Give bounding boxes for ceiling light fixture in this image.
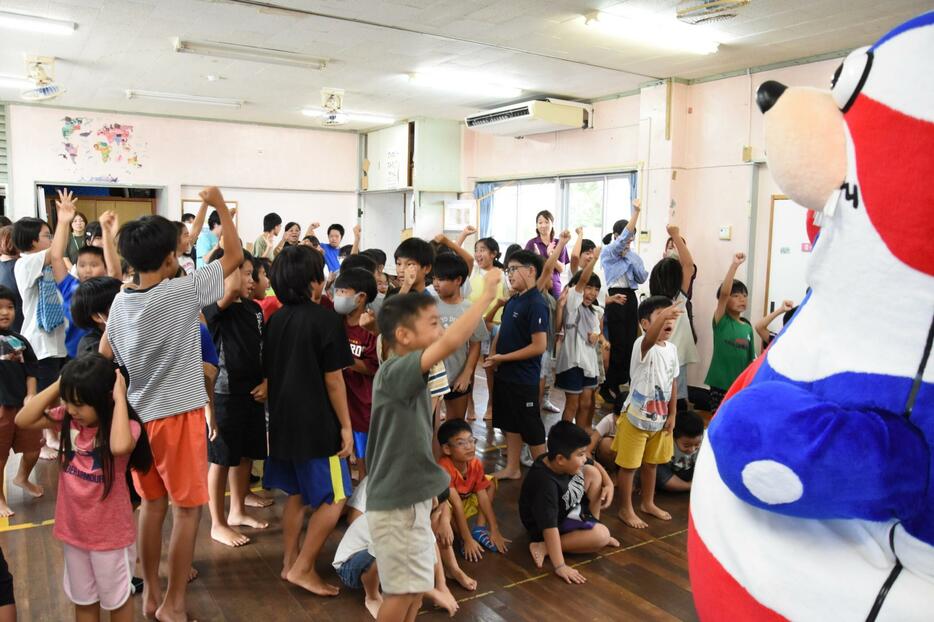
[302,108,395,125]
[0,75,33,90]
[0,10,76,35]
[173,38,327,70]
[407,72,523,99]
[583,11,724,55]
[126,89,244,109]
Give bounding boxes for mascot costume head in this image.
[688,11,933,621]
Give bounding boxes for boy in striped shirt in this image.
[105,187,241,622]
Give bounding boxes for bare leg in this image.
[582,464,603,520]
[0,455,12,517]
[493,432,523,480]
[562,393,579,423]
[377,594,421,622]
[616,467,647,528]
[39,428,59,460]
[75,603,101,622]
[280,495,306,579]
[529,442,546,460]
[355,457,367,480]
[228,459,268,529]
[560,523,618,553]
[576,389,594,431]
[439,542,476,591]
[12,451,43,497]
[475,485,495,527]
[639,464,671,520]
[208,464,249,547]
[285,500,344,596]
[426,543,459,616]
[445,395,469,420]
[0,603,15,622]
[155,504,202,622]
[110,596,134,622]
[483,366,494,420]
[138,496,168,618]
[361,561,382,619]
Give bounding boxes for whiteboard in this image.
[764,196,811,331]
[361,191,407,272]
[365,124,410,191]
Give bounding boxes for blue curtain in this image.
[475,182,495,238]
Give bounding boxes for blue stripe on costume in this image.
[871,10,934,50]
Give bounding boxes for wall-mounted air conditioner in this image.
[465,99,593,137]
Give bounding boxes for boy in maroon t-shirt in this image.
[333,268,379,478]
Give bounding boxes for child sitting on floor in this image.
[519,420,617,585]
[655,410,704,493]
[437,419,506,580]
[588,413,618,473]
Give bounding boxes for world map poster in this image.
[58,116,147,182]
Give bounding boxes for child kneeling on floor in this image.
[519,421,618,585]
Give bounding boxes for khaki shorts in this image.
[612,411,674,469]
[369,499,436,595]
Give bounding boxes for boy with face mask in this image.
[334,268,379,478]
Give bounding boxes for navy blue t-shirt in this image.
[495,287,548,385]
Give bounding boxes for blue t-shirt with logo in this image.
[495,288,548,385]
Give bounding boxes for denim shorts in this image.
[336,549,376,590]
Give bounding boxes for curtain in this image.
[475,182,495,238]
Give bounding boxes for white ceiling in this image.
[0,0,929,130]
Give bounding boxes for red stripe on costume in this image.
[846,94,934,276]
[688,516,787,622]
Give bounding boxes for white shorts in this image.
[63,542,136,611]
[369,500,436,595]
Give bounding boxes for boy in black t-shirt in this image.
[262,246,355,596]
[518,421,618,585]
[203,250,270,548]
[0,285,41,516]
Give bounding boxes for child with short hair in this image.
[614,295,681,529]
[334,267,379,477]
[263,245,355,596]
[588,414,618,472]
[367,268,501,622]
[704,253,755,413]
[203,250,269,547]
[16,354,152,622]
[323,223,345,272]
[519,420,618,584]
[105,186,241,620]
[431,254,488,420]
[253,212,282,261]
[655,410,704,492]
[70,276,122,356]
[437,419,507,572]
[0,285,41,514]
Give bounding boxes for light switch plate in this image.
[719,226,732,240]
[639,230,651,243]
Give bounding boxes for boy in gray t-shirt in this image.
[366,267,501,620]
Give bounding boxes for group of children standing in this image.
[0,187,782,621]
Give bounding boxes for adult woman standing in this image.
[64,211,88,270]
[524,210,567,298]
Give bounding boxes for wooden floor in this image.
[0,374,698,621]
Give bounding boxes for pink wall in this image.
[462,57,843,386]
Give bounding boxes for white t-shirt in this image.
[332,514,373,571]
[669,291,698,366]
[594,413,617,438]
[13,249,66,360]
[108,261,224,423]
[624,336,680,432]
[555,287,603,378]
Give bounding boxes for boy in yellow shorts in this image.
[613,295,682,529]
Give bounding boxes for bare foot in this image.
[445,567,477,591]
[0,499,14,517]
[492,468,521,481]
[280,550,298,580]
[154,603,194,622]
[143,587,161,619]
[639,503,671,521]
[227,512,269,529]
[12,477,43,498]
[285,567,340,596]
[618,509,648,529]
[365,595,382,619]
[188,566,199,583]
[210,524,250,547]
[426,587,459,617]
[244,492,273,508]
[529,541,548,568]
[608,537,620,547]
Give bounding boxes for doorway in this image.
[763,194,811,332]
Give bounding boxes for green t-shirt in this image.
[704,314,755,390]
[253,235,269,260]
[365,350,449,511]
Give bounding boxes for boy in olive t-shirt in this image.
[366,269,500,622]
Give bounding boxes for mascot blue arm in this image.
[708,380,930,527]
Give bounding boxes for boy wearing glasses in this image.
[437,419,507,587]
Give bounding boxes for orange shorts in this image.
[0,405,43,456]
[131,408,208,507]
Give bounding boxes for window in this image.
[487,179,557,249]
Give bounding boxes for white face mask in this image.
[333,293,359,315]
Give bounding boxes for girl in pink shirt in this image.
[16,354,152,622]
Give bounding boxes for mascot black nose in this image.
[757,80,787,113]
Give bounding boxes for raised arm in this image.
[626,198,641,236]
[99,211,122,280]
[199,187,242,277]
[305,221,320,239]
[351,224,361,255]
[14,379,61,430]
[537,229,571,292]
[50,189,76,282]
[188,200,209,248]
[714,253,745,324]
[575,245,601,293]
[570,227,584,274]
[641,303,683,357]
[755,300,794,346]
[435,228,476,273]
[216,267,242,310]
[109,371,137,456]
[666,224,694,294]
[422,268,502,373]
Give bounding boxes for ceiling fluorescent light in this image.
[0,75,33,90]
[0,10,76,35]
[174,38,327,70]
[126,89,244,109]
[584,11,723,55]
[302,108,395,125]
[408,73,522,99]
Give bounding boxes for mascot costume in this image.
[689,11,933,621]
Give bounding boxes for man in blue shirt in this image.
[485,249,548,480]
[195,210,223,268]
[322,224,344,273]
